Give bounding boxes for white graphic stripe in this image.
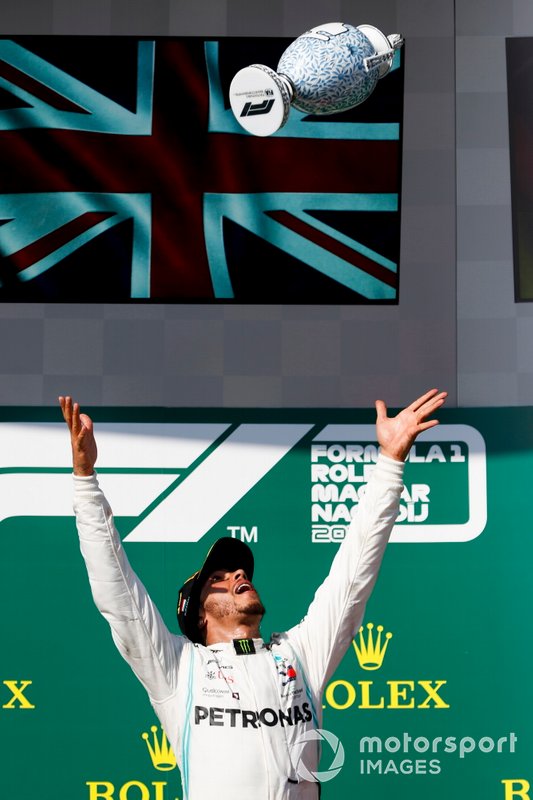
[0,422,230,526]
[125,424,314,542]
[0,422,230,468]
[0,473,176,522]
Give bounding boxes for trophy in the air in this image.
[229,22,404,136]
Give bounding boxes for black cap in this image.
[177,537,254,644]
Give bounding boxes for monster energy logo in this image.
[233,638,255,655]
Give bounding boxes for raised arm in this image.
[286,389,447,694]
[59,396,184,701]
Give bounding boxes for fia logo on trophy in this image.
[229,22,404,137]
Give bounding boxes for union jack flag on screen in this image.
[0,36,404,303]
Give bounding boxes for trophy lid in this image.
[229,64,292,137]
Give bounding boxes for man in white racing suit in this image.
[59,389,446,800]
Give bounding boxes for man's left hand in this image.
[376,388,447,463]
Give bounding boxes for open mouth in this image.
[235,581,253,595]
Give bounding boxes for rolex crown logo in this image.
[353,623,392,671]
[142,725,177,771]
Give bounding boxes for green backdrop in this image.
[1,406,532,800]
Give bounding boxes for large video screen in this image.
[0,36,403,303]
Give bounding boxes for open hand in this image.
[59,396,97,476]
[376,389,447,462]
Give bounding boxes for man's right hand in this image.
[59,396,97,477]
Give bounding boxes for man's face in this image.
[199,567,265,622]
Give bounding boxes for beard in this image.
[203,591,265,621]
[238,596,266,618]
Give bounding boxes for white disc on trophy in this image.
[229,64,292,136]
[357,24,395,77]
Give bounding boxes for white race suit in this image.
[73,453,404,800]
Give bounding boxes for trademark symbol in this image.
[227,525,258,543]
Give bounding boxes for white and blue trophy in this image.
[229,22,404,136]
